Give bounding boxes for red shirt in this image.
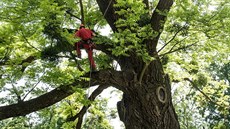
[75,28,93,40]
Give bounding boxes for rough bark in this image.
[0,84,74,120]
[96,0,180,129]
[0,70,126,120]
[117,60,179,129]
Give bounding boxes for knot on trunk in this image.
[156,86,167,103]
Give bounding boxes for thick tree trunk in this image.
[117,60,180,129]
[96,0,180,128]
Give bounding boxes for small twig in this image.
[158,26,185,53]
[66,10,82,21]
[22,72,45,101]
[159,42,198,57]
[168,37,188,53]
[184,78,213,102]
[20,31,41,52]
[11,83,22,103]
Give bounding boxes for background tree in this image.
[162,0,230,128]
[0,0,229,129]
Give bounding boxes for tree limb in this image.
[89,69,131,91]
[0,55,37,73]
[0,71,103,121]
[148,0,174,52]
[66,10,81,21]
[150,0,174,33]
[184,78,226,109]
[0,69,131,120]
[79,0,85,24]
[93,35,115,58]
[0,85,72,120]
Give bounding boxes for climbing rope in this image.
[84,42,94,124]
[95,0,113,31]
[104,0,113,17]
[84,0,113,99]
[82,0,113,125]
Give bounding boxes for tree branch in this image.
[93,35,115,58]
[79,0,85,24]
[0,69,131,120]
[148,0,174,52]
[0,86,71,120]
[20,56,37,72]
[0,55,37,73]
[0,80,87,120]
[159,42,197,57]
[66,10,81,21]
[166,37,189,54]
[19,56,37,65]
[21,72,45,101]
[158,26,185,53]
[184,78,226,109]
[150,0,174,33]
[67,85,109,129]
[90,69,133,91]
[21,31,41,52]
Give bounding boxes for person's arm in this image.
[74,30,80,38]
[90,29,96,37]
[91,29,96,36]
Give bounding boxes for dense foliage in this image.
[0,0,229,128]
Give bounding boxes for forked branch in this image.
[0,78,91,120]
[184,78,228,109]
[159,42,198,57]
[66,85,109,129]
[158,26,186,53]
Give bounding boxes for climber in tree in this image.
[74,24,97,71]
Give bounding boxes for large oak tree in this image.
[0,0,229,128]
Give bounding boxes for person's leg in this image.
[75,42,82,58]
[87,49,96,70]
[83,44,96,70]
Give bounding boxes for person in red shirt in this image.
[74,24,97,71]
